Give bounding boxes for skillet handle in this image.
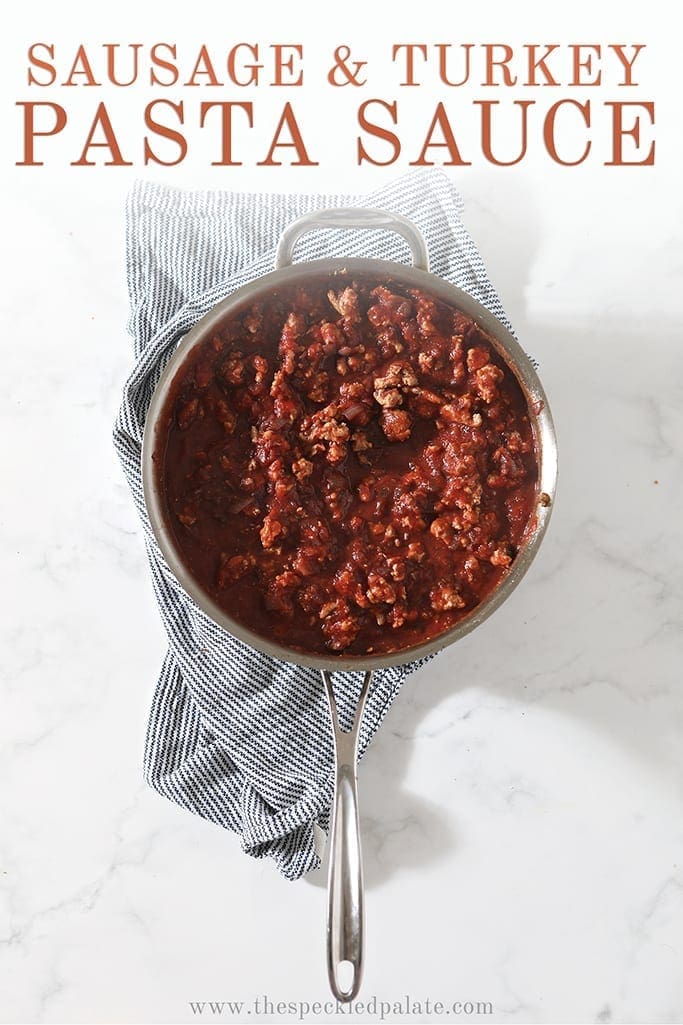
[321,670,374,1003]
[275,208,429,272]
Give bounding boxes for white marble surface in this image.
[2,2,683,1023]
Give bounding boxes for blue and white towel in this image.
[113,169,513,880]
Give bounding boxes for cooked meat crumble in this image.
[156,276,538,656]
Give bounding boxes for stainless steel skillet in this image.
[142,208,558,1002]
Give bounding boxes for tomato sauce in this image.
[154,275,538,656]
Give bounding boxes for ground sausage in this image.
[158,276,538,656]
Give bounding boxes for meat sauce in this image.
[155,275,538,656]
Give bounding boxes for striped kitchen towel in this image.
[113,169,513,880]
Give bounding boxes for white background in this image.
[1,1,682,1023]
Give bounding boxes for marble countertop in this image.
[2,5,683,1023]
